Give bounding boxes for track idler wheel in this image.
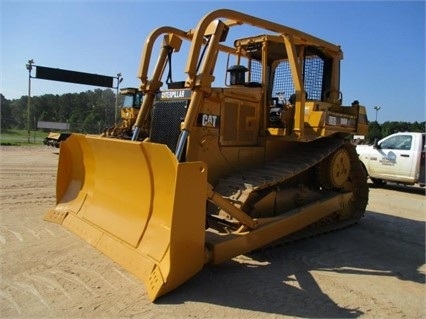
[320,147,351,189]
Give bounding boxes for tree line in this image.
[366,120,425,143]
[1,90,424,138]
[1,89,122,134]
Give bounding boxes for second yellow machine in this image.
[45,9,369,301]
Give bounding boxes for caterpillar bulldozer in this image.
[44,9,369,301]
[103,87,143,139]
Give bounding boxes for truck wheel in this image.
[371,177,386,186]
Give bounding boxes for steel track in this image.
[211,137,369,242]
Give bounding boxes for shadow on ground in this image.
[368,181,425,195]
[157,211,425,318]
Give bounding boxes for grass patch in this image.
[0,129,49,146]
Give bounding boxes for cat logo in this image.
[197,113,220,128]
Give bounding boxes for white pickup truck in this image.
[357,132,425,187]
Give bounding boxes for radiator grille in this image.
[150,100,188,152]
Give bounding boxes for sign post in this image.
[25,60,122,137]
[26,59,34,143]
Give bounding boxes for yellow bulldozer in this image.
[103,87,143,139]
[44,9,369,301]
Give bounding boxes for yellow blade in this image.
[44,133,207,301]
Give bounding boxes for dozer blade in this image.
[44,133,208,301]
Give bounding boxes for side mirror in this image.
[373,138,379,149]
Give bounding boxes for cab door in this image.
[370,134,415,182]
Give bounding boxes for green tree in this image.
[82,112,98,133]
[1,94,14,129]
[9,97,27,129]
[366,121,382,143]
[68,113,82,132]
[367,121,426,144]
[409,121,425,132]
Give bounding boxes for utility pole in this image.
[26,59,34,143]
[373,106,381,122]
[115,72,123,124]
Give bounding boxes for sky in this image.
[1,0,425,123]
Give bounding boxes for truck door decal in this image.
[379,151,396,166]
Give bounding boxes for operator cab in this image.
[120,87,143,109]
[232,34,337,105]
[227,34,365,138]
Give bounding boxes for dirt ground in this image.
[0,145,425,319]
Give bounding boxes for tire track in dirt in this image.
[1,258,140,317]
[0,224,62,245]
